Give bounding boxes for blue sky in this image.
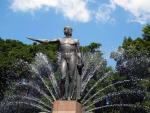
[0,0,150,67]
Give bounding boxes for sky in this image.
[0,0,150,67]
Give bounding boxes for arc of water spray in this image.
[81,72,112,103]
[82,64,98,90]
[20,96,51,109]
[81,53,102,81]
[16,83,53,104]
[34,53,60,98]
[47,70,60,98]
[86,104,150,113]
[82,79,137,105]
[3,95,51,110]
[82,62,103,93]
[81,54,94,80]
[81,60,90,79]
[0,101,51,113]
[84,90,143,110]
[42,55,60,98]
[31,65,56,101]
[81,63,90,80]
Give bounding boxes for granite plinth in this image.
[52,100,82,113]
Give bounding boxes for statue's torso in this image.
[59,38,78,54]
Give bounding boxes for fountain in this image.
[0,52,149,113]
[0,27,149,113]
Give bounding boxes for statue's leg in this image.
[68,54,77,99]
[60,59,68,99]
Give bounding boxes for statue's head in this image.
[64,26,72,37]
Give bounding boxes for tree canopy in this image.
[111,24,150,111]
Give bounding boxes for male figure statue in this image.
[27,26,83,100]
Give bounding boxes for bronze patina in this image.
[27,26,83,100]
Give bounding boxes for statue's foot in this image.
[61,96,67,100]
[68,97,71,100]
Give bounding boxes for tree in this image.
[80,42,102,53]
[111,37,150,79]
[143,24,150,41]
[0,38,58,100]
[111,25,150,111]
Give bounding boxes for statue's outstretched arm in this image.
[27,36,60,44]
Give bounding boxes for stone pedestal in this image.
[52,100,82,113]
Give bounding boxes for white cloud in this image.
[95,1,116,23]
[112,0,150,24]
[10,0,150,24]
[95,0,150,24]
[10,0,91,23]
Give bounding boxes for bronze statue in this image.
[27,26,83,100]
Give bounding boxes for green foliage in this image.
[0,38,58,100]
[111,24,150,112]
[122,37,150,57]
[80,42,102,53]
[143,24,150,41]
